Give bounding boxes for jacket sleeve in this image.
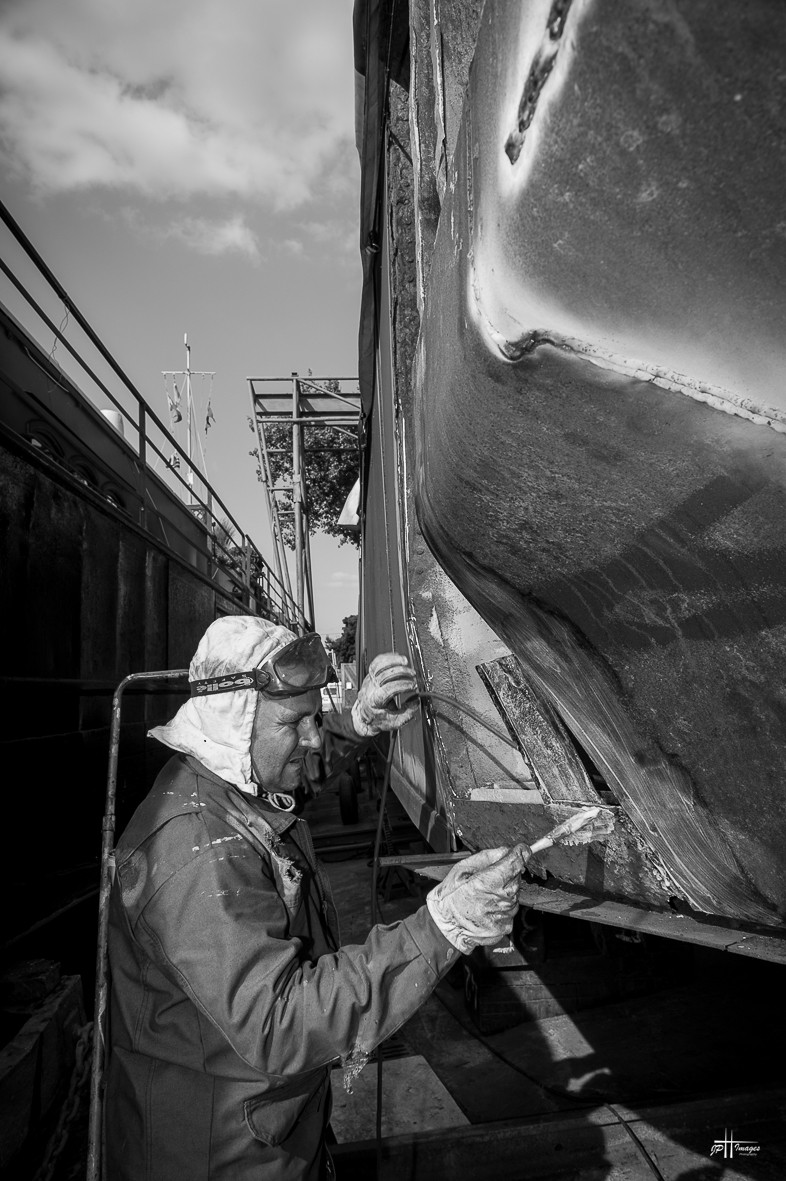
[320,709,377,779]
[321,709,361,745]
[133,837,459,1080]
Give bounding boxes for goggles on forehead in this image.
[190,632,335,699]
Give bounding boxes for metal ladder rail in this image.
[86,669,188,1181]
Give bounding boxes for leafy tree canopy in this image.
[248,377,360,549]
[326,614,357,666]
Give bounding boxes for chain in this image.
[33,1021,94,1181]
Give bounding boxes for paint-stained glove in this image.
[426,846,525,954]
[351,653,420,737]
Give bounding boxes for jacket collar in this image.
[184,755,299,838]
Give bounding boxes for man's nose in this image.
[299,721,322,751]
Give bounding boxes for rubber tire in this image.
[338,772,359,825]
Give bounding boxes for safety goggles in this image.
[190,633,335,699]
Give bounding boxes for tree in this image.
[248,377,360,549]
[326,614,357,666]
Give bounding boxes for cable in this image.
[368,730,660,1179]
[369,731,398,1181]
[362,695,652,1172]
[370,733,397,928]
[604,1103,667,1181]
[3,886,99,951]
[417,689,617,811]
[432,986,666,1180]
[416,689,520,752]
[366,739,659,1176]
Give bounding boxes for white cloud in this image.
[0,0,359,210]
[117,206,261,259]
[282,238,305,257]
[161,214,261,259]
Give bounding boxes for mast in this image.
[162,335,215,503]
[185,333,193,491]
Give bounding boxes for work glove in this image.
[426,846,526,954]
[351,653,420,737]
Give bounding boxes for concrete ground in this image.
[311,777,786,1179]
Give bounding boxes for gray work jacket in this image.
[105,752,458,1180]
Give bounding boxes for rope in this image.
[33,1021,94,1181]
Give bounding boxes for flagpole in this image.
[163,339,215,504]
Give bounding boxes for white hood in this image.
[149,615,297,794]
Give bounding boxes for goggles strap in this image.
[190,671,258,697]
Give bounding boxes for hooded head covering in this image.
[149,615,297,794]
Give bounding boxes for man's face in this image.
[250,688,322,795]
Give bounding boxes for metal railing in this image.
[0,198,305,631]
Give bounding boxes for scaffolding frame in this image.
[248,374,361,633]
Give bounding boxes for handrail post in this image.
[244,534,252,607]
[292,373,305,633]
[206,487,214,579]
[138,404,147,530]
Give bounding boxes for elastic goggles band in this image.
[190,632,335,699]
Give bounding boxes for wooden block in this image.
[0,959,61,1008]
[0,975,85,1169]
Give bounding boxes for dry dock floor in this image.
[311,779,786,1180]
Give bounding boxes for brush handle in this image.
[510,836,552,864]
[527,835,555,856]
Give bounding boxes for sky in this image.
[0,0,361,639]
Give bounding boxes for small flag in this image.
[205,400,216,433]
[168,454,181,470]
[168,376,182,425]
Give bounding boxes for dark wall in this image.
[0,432,239,953]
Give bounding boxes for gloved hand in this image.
[351,653,420,737]
[426,846,526,954]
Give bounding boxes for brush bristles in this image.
[549,806,615,846]
[559,827,608,846]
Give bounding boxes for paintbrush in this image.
[379,806,615,879]
[516,805,614,863]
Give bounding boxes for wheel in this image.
[338,771,359,825]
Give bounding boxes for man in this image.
[106,616,526,1180]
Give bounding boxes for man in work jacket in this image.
[106,615,526,1180]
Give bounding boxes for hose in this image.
[369,731,398,1180]
[370,732,397,928]
[418,688,616,810]
[416,689,520,752]
[433,979,666,1180]
[366,695,663,1180]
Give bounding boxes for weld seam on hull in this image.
[475,310,786,435]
